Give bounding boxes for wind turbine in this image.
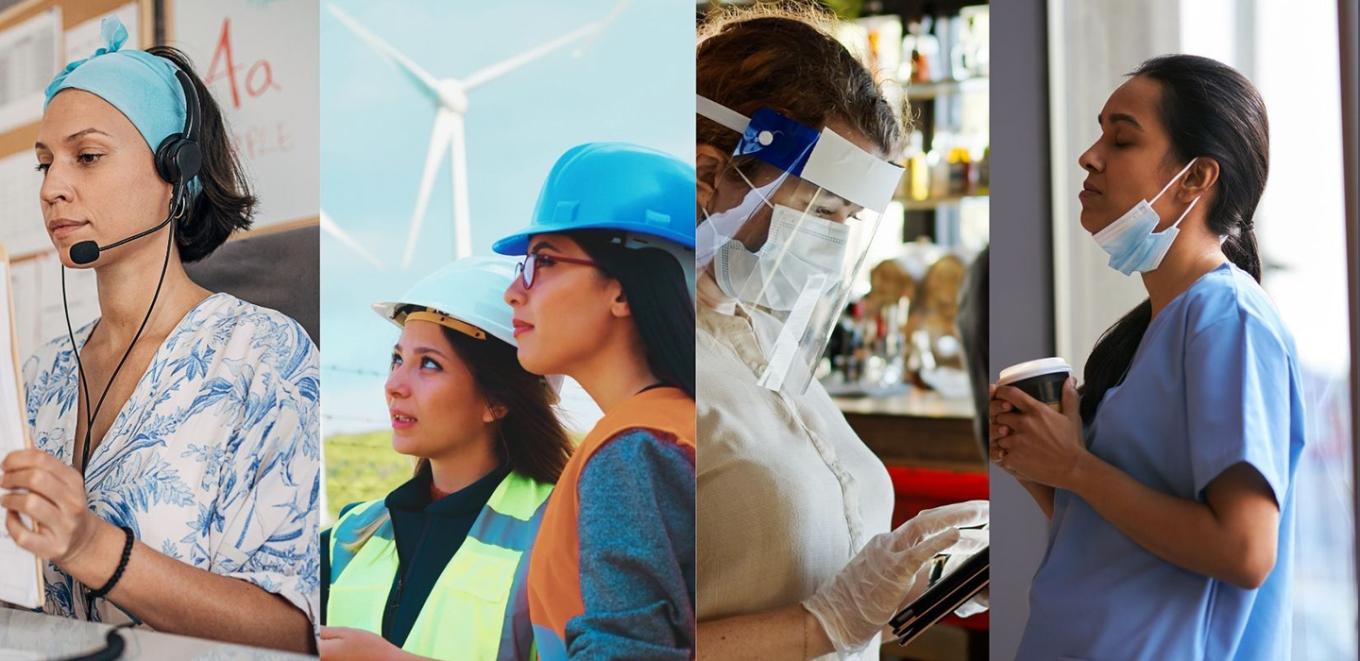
[326,2,629,269]
[320,209,385,270]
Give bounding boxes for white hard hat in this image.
[373,255,519,346]
[372,256,565,396]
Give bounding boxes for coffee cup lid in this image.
[998,357,1071,385]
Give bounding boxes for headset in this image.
[62,59,203,486]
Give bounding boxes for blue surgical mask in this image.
[1092,158,1202,275]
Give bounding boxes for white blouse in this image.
[696,274,893,658]
[23,293,320,627]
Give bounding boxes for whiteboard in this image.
[0,248,43,610]
[169,0,319,229]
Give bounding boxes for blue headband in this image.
[44,17,201,198]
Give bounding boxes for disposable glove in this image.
[802,500,989,656]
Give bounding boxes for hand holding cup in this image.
[990,358,1089,489]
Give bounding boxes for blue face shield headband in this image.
[44,16,202,201]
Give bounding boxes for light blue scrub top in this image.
[1018,262,1306,661]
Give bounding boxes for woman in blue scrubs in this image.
[989,54,1305,661]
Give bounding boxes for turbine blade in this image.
[320,210,384,270]
[461,0,628,90]
[402,110,458,269]
[327,4,443,98]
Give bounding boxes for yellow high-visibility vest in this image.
[327,471,552,660]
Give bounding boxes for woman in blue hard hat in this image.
[5,17,317,651]
[494,142,696,659]
[318,256,571,661]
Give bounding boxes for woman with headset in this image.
[2,18,318,651]
[494,142,696,659]
[318,257,571,661]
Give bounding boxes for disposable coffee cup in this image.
[998,357,1071,412]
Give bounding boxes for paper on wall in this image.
[0,151,48,260]
[7,252,98,364]
[0,9,61,135]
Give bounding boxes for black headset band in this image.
[172,66,201,145]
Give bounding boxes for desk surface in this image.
[0,609,313,660]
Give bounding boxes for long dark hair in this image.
[402,309,572,484]
[146,46,256,263]
[570,230,696,399]
[1079,54,1270,425]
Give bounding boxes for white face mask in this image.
[1092,157,1202,275]
[713,204,850,311]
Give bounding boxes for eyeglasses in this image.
[515,252,600,289]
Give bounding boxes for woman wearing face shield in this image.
[318,257,570,661]
[990,55,1303,660]
[694,8,988,660]
[494,142,696,659]
[4,19,318,651]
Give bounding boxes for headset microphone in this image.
[68,213,178,265]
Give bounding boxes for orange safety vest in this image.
[527,386,695,660]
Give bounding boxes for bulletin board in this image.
[0,0,151,360]
[0,0,154,261]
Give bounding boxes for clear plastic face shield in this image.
[697,96,904,395]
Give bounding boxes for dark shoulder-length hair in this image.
[146,46,256,263]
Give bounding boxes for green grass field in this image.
[323,430,413,524]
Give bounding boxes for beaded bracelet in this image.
[88,526,134,600]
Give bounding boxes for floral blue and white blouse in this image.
[22,293,320,627]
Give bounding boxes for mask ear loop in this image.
[697,167,789,269]
[1165,195,1202,232]
[1147,157,1200,234]
[1149,157,1198,205]
[731,165,778,211]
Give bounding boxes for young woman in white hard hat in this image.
[494,142,696,660]
[318,256,571,661]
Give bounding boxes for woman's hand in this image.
[1,448,103,566]
[803,500,988,655]
[319,627,414,661]
[989,378,1089,490]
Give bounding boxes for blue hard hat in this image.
[492,142,696,256]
